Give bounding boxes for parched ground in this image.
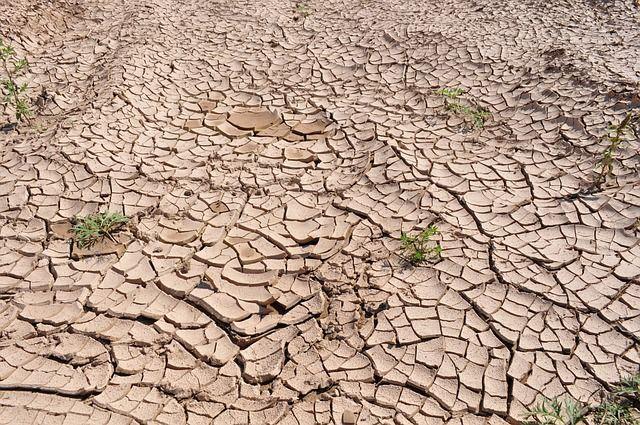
[1,0,640,423]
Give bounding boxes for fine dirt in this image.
[1,0,639,423]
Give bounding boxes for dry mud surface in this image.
[1,0,640,423]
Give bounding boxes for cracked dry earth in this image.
[1,0,640,423]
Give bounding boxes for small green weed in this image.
[400,225,442,265]
[594,112,634,187]
[436,87,490,129]
[33,122,47,133]
[593,399,636,425]
[447,102,490,128]
[523,398,587,425]
[523,373,640,425]
[436,87,465,99]
[294,2,311,18]
[72,212,129,248]
[615,374,640,397]
[0,39,31,124]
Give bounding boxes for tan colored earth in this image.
[1,0,639,423]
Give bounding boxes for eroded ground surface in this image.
[1,0,640,423]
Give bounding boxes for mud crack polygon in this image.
[1,0,639,423]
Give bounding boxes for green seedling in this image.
[400,225,442,265]
[436,87,465,99]
[72,212,129,248]
[614,373,640,397]
[594,112,633,187]
[33,122,47,133]
[592,398,636,425]
[0,39,31,124]
[523,373,640,425]
[437,87,490,129]
[523,398,587,425]
[446,102,490,128]
[294,3,311,17]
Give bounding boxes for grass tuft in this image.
[436,87,465,98]
[72,212,129,248]
[523,373,640,425]
[615,374,640,397]
[294,3,311,18]
[594,112,634,188]
[1,39,31,124]
[523,398,586,425]
[436,86,489,129]
[400,225,442,265]
[592,398,636,425]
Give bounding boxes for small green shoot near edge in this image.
[523,373,640,425]
[0,39,31,124]
[523,398,587,425]
[614,374,640,397]
[592,398,637,425]
[436,87,465,99]
[294,3,311,18]
[72,212,129,248]
[594,112,634,188]
[400,225,442,265]
[436,87,490,129]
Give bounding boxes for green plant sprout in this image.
[437,87,490,129]
[592,398,636,425]
[523,373,640,425]
[0,39,31,124]
[523,398,587,425]
[72,212,129,248]
[614,373,640,397]
[436,87,466,98]
[294,3,311,18]
[594,112,634,187]
[400,225,442,265]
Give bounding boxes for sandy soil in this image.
[0,0,639,423]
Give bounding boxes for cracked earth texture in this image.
[1,0,640,423]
